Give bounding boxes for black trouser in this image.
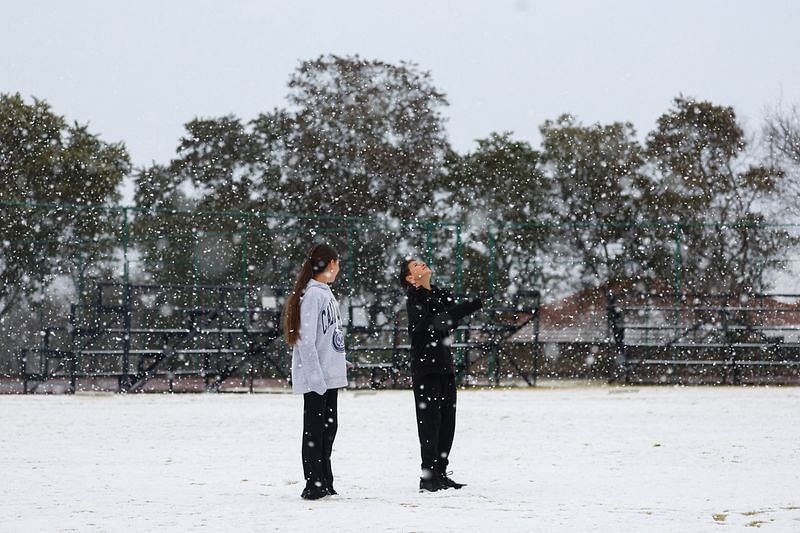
[412,373,457,479]
[302,388,338,490]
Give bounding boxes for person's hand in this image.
[346,360,354,370]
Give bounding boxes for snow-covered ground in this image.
[1,385,799,532]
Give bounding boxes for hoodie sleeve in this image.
[430,298,483,333]
[408,287,483,336]
[447,298,483,324]
[296,290,327,395]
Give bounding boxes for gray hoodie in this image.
[291,279,348,395]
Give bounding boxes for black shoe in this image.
[419,477,444,492]
[300,485,329,500]
[326,485,338,496]
[439,474,466,489]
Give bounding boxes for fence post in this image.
[487,224,498,387]
[347,221,355,303]
[76,252,85,313]
[670,223,683,352]
[454,223,465,384]
[240,214,250,325]
[486,224,498,386]
[240,215,249,286]
[120,207,132,392]
[673,223,682,304]
[486,223,500,385]
[488,225,496,297]
[530,291,541,386]
[454,223,463,294]
[19,349,28,393]
[425,221,433,266]
[241,213,253,392]
[606,291,627,383]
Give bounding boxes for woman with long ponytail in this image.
[283,243,348,500]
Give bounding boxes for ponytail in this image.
[283,243,339,346]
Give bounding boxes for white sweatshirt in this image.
[291,279,348,395]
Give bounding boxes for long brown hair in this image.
[283,243,339,346]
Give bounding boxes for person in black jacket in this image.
[400,258,483,492]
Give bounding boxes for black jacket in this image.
[405,285,483,378]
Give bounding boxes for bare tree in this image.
[764,104,800,215]
[765,104,800,164]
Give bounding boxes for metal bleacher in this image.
[608,292,800,384]
[19,282,286,393]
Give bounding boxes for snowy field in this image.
[1,385,799,532]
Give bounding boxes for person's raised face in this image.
[405,259,432,287]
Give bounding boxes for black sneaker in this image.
[419,477,445,492]
[300,485,329,500]
[439,472,466,489]
[326,484,338,496]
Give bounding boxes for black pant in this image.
[302,389,338,490]
[413,373,457,479]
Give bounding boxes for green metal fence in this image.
[3,200,800,384]
[3,200,800,304]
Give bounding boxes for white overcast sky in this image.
[2,0,799,181]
